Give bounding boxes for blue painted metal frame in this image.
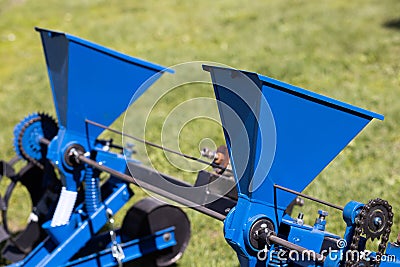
[8,28,176,267]
[9,26,400,267]
[64,227,176,267]
[9,168,176,267]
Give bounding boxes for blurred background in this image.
[0,0,399,266]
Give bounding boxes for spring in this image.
[268,246,289,267]
[84,167,101,214]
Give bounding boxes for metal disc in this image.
[1,162,60,262]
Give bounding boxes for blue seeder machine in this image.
[0,28,399,267]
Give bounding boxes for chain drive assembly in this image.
[346,198,393,267]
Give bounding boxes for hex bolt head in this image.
[318,210,328,216]
[163,232,171,242]
[318,210,328,218]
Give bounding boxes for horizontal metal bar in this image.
[127,161,236,217]
[85,119,225,170]
[39,138,51,146]
[72,150,226,221]
[269,235,325,263]
[274,184,344,211]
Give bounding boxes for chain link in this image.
[345,198,393,267]
[106,208,125,267]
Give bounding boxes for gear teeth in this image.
[13,113,40,159]
[346,198,393,267]
[13,112,58,166]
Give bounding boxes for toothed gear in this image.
[13,113,58,168]
[362,202,391,240]
[346,198,393,267]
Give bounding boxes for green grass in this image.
[1,0,400,266]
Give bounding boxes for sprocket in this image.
[362,201,391,240]
[13,113,58,168]
[346,198,393,267]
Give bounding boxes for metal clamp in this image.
[106,208,125,267]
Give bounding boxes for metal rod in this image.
[70,149,226,221]
[85,119,225,170]
[274,184,344,211]
[40,137,227,220]
[268,235,325,263]
[40,138,50,146]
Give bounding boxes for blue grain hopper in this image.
[204,65,383,209]
[36,27,172,140]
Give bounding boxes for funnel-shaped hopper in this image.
[204,65,383,209]
[36,27,172,139]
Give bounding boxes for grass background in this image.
[0,0,400,266]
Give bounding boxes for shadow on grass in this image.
[383,17,400,30]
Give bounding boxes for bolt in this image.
[297,212,304,225]
[295,197,305,206]
[260,223,269,234]
[163,232,171,242]
[374,217,383,228]
[201,147,216,160]
[318,210,328,220]
[255,223,269,239]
